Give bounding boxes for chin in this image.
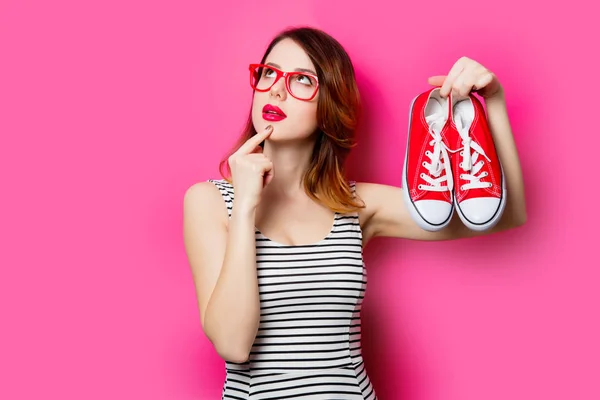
[275,132,317,144]
[253,118,286,135]
[253,117,316,141]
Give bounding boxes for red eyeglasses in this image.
[249,63,319,101]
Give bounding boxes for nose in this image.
[269,75,287,100]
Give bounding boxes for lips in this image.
[262,104,287,122]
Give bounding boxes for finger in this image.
[235,125,273,155]
[256,157,274,170]
[474,72,494,91]
[440,59,467,98]
[427,75,446,87]
[263,164,274,186]
[260,160,274,185]
[462,65,487,94]
[452,63,479,98]
[247,155,272,170]
[250,143,264,154]
[455,70,476,97]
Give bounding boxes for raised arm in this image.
[357,57,526,242]
[183,126,275,362]
[183,182,260,363]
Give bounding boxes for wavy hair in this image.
[219,26,364,213]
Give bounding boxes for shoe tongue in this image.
[455,112,471,132]
[426,112,446,133]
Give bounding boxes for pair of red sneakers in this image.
[402,87,506,232]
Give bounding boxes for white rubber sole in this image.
[455,163,507,231]
[452,98,507,231]
[402,93,454,232]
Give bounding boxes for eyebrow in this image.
[266,62,316,75]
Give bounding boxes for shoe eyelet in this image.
[418,184,423,190]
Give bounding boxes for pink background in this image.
[1,0,598,399]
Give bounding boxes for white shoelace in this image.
[420,113,456,192]
[454,113,492,190]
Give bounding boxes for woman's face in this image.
[251,38,319,143]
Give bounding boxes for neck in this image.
[262,137,316,198]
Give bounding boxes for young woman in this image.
[183,26,526,400]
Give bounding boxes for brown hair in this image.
[219,26,364,213]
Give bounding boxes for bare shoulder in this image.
[183,181,229,222]
[353,182,398,243]
[183,180,229,251]
[354,181,397,201]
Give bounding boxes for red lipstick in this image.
[262,104,287,122]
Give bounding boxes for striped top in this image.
[209,179,377,400]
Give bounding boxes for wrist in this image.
[485,86,506,104]
[231,200,257,219]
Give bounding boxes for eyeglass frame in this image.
[248,63,320,101]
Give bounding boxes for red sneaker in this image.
[403,87,455,231]
[448,93,506,231]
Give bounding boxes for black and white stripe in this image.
[209,179,377,400]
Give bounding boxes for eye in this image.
[263,68,276,78]
[295,74,316,86]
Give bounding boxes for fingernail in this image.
[265,125,272,131]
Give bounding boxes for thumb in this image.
[250,143,264,154]
[427,75,446,87]
[263,165,274,187]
